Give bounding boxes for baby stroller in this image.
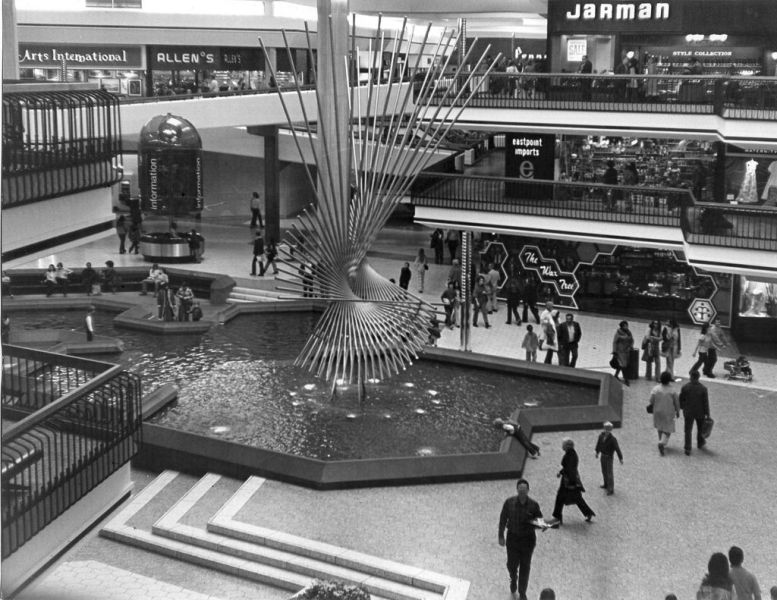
[723,356,753,382]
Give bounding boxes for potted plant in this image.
[289,579,371,600]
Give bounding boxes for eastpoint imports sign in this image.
[504,133,555,199]
[549,0,683,33]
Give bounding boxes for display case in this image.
[733,276,777,343]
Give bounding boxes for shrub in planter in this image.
[290,579,371,600]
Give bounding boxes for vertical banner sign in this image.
[139,150,203,215]
[519,245,580,308]
[504,133,556,199]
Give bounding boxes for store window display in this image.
[739,278,777,318]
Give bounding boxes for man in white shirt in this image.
[728,546,761,600]
[85,305,95,342]
[141,264,166,296]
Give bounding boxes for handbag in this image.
[609,356,619,370]
[424,264,429,270]
[646,403,654,414]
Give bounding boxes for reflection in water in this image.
[9,310,598,460]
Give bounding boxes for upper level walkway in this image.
[117,74,777,150]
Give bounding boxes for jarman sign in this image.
[565,2,670,21]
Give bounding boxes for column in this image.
[2,0,19,80]
[246,125,281,245]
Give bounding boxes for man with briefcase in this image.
[679,370,711,456]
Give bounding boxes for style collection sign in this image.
[19,44,143,68]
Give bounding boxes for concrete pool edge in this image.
[134,348,622,490]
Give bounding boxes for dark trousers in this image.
[85,326,93,342]
[689,352,708,374]
[600,454,615,492]
[522,301,540,324]
[553,487,595,521]
[118,233,126,253]
[704,348,718,375]
[684,413,706,450]
[514,428,539,457]
[558,344,578,367]
[178,300,192,321]
[473,302,489,326]
[543,350,554,364]
[506,298,521,324]
[56,278,68,296]
[250,208,263,229]
[506,534,536,596]
[128,239,140,254]
[444,305,454,327]
[434,245,444,264]
[447,241,458,263]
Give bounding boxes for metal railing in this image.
[410,172,689,227]
[1,89,123,208]
[681,202,777,251]
[416,73,777,120]
[1,345,142,559]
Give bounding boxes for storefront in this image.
[475,233,732,327]
[547,0,777,76]
[18,43,145,95]
[733,276,777,342]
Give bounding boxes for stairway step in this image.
[231,286,283,297]
[151,475,442,600]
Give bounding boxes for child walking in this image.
[521,324,539,362]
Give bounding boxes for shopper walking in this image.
[472,275,490,328]
[430,228,445,264]
[648,371,680,456]
[550,438,596,525]
[520,273,541,324]
[706,318,727,378]
[540,310,559,365]
[251,231,265,276]
[504,275,523,325]
[447,258,461,290]
[611,320,634,385]
[413,248,428,293]
[399,262,412,291]
[249,191,263,229]
[445,230,459,264]
[498,478,547,600]
[557,313,582,367]
[679,369,710,456]
[595,422,623,495]
[441,281,457,329]
[128,222,141,255]
[263,238,279,275]
[661,319,682,379]
[642,320,662,382]
[728,546,762,600]
[689,323,714,376]
[115,215,128,254]
[486,263,500,313]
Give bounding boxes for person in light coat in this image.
[648,371,680,456]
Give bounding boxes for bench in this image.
[4,268,234,304]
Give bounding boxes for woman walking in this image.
[648,371,680,456]
[662,319,682,379]
[116,215,128,254]
[472,275,490,328]
[642,320,662,382]
[689,323,713,376]
[550,438,595,526]
[611,320,634,385]
[696,553,737,600]
[413,248,428,293]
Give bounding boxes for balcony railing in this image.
[1,345,142,559]
[411,173,688,228]
[417,73,777,120]
[412,173,777,253]
[2,89,123,208]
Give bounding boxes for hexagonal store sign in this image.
[688,298,717,325]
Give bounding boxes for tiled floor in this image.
[6,217,777,600]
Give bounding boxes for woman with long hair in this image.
[696,552,736,599]
[643,320,662,382]
[662,319,682,379]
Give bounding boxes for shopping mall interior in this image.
[2,1,777,599]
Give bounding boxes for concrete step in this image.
[101,471,468,600]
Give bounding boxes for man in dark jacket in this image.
[520,274,540,324]
[81,262,99,296]
[557,313,582,367]
[398,263,412,290]
[595,422,623,495]
[498,479,547,600]
[251,231,264,276]
[505,275,522,325]
[679,370,710,455]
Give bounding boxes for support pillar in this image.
[460,230,472,351]
[246,125,281,245]
[2,0,19,80]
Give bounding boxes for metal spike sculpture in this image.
[258,16,500,390]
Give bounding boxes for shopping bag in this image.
[701,416,714,439]
[91,283,102,295]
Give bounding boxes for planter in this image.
[288,580,370,600]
